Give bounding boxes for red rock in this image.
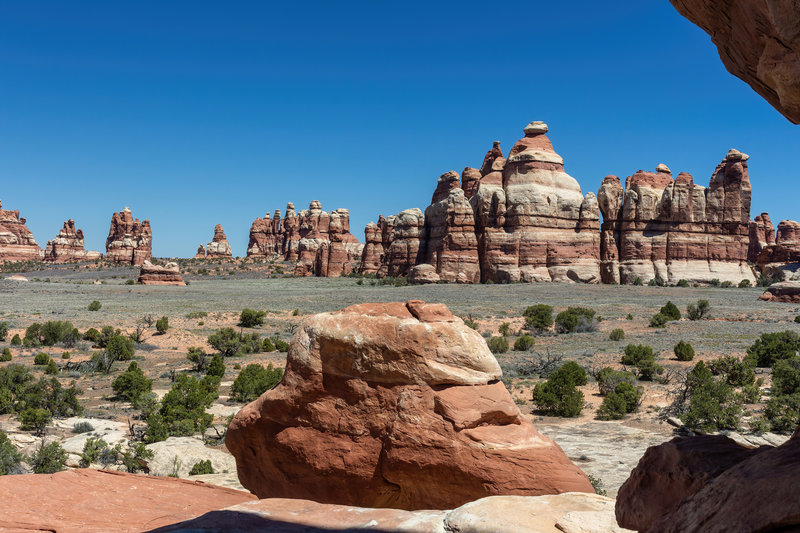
[376,208,426,278]
[226,300,594,511]
[205,224,232,258]
[358,220,384,275]
[0,468,256,533]
[294,203,362,277]
[407,263,440,284]
[193,244,205,259]
[669,0,800,124]
[43,219,102,262]
[757,220,800,281]
[423,183,480,283]
[759,280,800,302]
[748,212,776,262]
[281,202,301,261]
[105,207,152,265]
[137,260,186,286]
[480,141,504,176]
[247,209,283,258]
[598,150,756,285]
[461,167,481,199]
[0,200,42,262]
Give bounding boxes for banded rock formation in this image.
[137,260,186,286]
[756,219,800,281]
[748,212,776,262]
[247,209,283,258]
[43,219,102,262]
[226,300,594,510]
[670,0,800,124]
[0,200,42,262]
[193,244,205,259]
[598,150,756,284]
[105,207,152,265]
[205,224,232,258]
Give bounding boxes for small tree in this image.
[499,322,511,336]
[30,441,67,473]
[597,382,643,420]
[186,347,210,373]
[745,331,800,367]
[231,363,284,402]
[88,300,102,312]
[112,362,153,406]
[687,299,711,320]
[34,352,50,366]
[238,309,266,328]
[0,430,23,475]
[513,334,535,351]
[609,328,625,341]
[487,336,509,354]
[206,354,225,378]
[532,361,587,417]
[20,407,52,435]
[659,301,681,321]
[1,348,11,362]
[523,305,554,334]
[649,313,669,328]
[622,344,663,381]
[595,367,637,395]
[10,334,21,346]
[155,316,169,335]
[680,361,742,432]
[189,459,214,475]
[674,341,695,362]
[0,322,8,342]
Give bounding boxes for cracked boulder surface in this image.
[226,300,594,510]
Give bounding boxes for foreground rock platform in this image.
[153,492,630,533]
[226,300,593,510]
[0,468,256,533]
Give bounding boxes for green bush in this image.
[531,362,586,417]
[795,315,800,324]
[648,277,666,287]
[188,459,214,475]
[609,328,625,341]
[687,299,711,320]
[708,355,755,387]
[523,304,553,333]
[679,361,742,432]
[596,382,643,420]
[145,374,219,443]
[10,334,21,346]
[82,328,100,343]
[207,328,262,357]
[20,407,52,434]
[676,279,690,288]
[0,348,11,362]
[659,301,681,321]
[674,341,695,362]
[595,367,637,395]
[622,344,663,381]
[112,362,153,406]
[44,359,58,375]
[745,330,800,367]
[513,334,535,351]
[555,311,579,334]
[155,316,169,334]
[262,337,275,352]
[186,347,210,373]
[765,393,800,432]
[0,322,8,342]
[487,336,509,354]
[649,313,669,328]
[231,363,284,402]
[555,307,596,334]
[632,277,643,286]
[80,437,109,467]
[272,337,289,352]
[88,300,102,312]
[772,357,800,396]
[739,279,752,288]
[0,429,23,475]
[107,334,135,362]
[238,309,266,328]
[34,352,50,366]
[626,313,634,320]
[30,441,67,473]
[206,354,225,378]
[462,316,479,330]
[499,322,511,336]
[72,421,94,434]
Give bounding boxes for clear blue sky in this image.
[1,1,797,257]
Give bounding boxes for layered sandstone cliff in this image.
[205,224,232,258]
[598,150,756,284]
[0,200,42,262]
[43,219,102,262]
[293,202,362,277]
[105,207,152,265]
[756,219,800,280]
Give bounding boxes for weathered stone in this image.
[376,208,426,278]
[424,182,480,283]
[0,200,42,262]
[759,280,800,302]
[43,219,102,262]
[756,219,800,280]
[137,260,186,286]
[194,244,205,259]
[407,263,440,284]
[359,220,384,275]
[247,209,283,258]
[294,203,362,277]
[226,301,594,510]
[105,207,152,265]
[205,224,233,258]
[748,212,776,262]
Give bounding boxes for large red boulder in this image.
[137,260,186,286]
[226,300,594,511]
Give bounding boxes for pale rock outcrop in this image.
[105,207,152,265]
[293,203,362,277]
[137,260,186,286]
[43,219,102,262]
[247,209,283,258]
[376,208,426,278]
[0,200,42,262]
[407,263,440,284]
[759,280,800,302]
[598,150,756,285]
[669,0,800,124]
[205,224,233,258]
[193,244,205,259]
[226,300,594,510]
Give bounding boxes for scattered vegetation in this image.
[523,304,553,334]
[487,336,509,354]
[231,363,284,402]
[621,344,663,381]
[687,299,711,320]
[609,328,625,341]
[674,341,695,362]
[513,334,535,351]
[238,308,266,328]
[88,300,102,312]
[532,361,586,417]
[189,459,214,475]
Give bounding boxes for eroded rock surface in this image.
[759,280,800,302]
[137,260,186,286]
[226,300,593,510]
[756,219,800,280]
[43,219,102,263]
[205,224,233,258]
[105,207,152,265]
[0,200,41,262]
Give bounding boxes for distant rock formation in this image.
[748,212,776,262]
[756,219,800,280]
[247,209,283,258]
[598,150,756,285]
[193,244,205,259]
[759,280,800,302]
[669,0,800,124]
[358,219,384,275]
[205,224,232,258]
[0,200,42,262]
[105,207,152,265]
[137,260,186,286]
[226,300,594,510]
[43,219,102,262]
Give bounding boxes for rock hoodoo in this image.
[137,260,186,286]
[756,219,800,281]
[226,300,594,510]
[598,150,756,284]
[205,224,233,258]
[105,207,152,265]
[193,244,205,259]
[748,212,776,263]
[0,200,42,262]
[669,0,800,124]
[43,219,102,262]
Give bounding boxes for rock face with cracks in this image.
[105,206,152,265]
[226,300,594,510]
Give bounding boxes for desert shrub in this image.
[745,331,800,367]
[632,277,643,286]
[687,299,711,320]
[660,301,681,321]
[262,337,275,352]
[739,279,752,288]
[107,334,135,362]
[679,361,742,432]
[674,341,695,362]
[0,322,8,342]
[523,304,553,333]
[30,441,67,473]
[44,359,58,375]
[596,382,643,420]
[649,313,669,328]
[185,311,208,319]
[88,300,102,312]
[20,407,52,434]
[231,363,284,402]
[772,357,800,396]
[272,337,289,352]
[10,334,21,346]
[61,352,70,359]
[461,316,479,330]
[112,362,152,406]
[622,344,663,381]
[595,367,638,395]
[626,313,633,320]
[80,437,108,467]
[72,421,94,434]
[145,374,219,443]
[238,309,266,328]
[555,307,596,334]
[0,348,11,362]
[95,326,121,349]
[0,430,23,475]
[206,354,225,378]
[513,334,535,351]
[531,361,587,417]
[487,336,509,354]
[709,278,721,287]
[121,442,154,473]
[155,316,169,334]
[648,277,666,287]
[555,311,579,334]
[765,393,800,432]
[82,328,100,343]
[38,321,78,347]
[186,347,210,373]
[207,328,262,357]
[708,355,755,387]
[795,315,800,324]
[34,352,50,366]
[676,279,690,288]
[188,459,214,475]
[609,328,625,341]
[499,322,511,336]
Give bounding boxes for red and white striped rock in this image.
[205,224,233,258]
[0,200,42,262]
[105,207,152,265]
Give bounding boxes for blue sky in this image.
[1,1,797,257]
